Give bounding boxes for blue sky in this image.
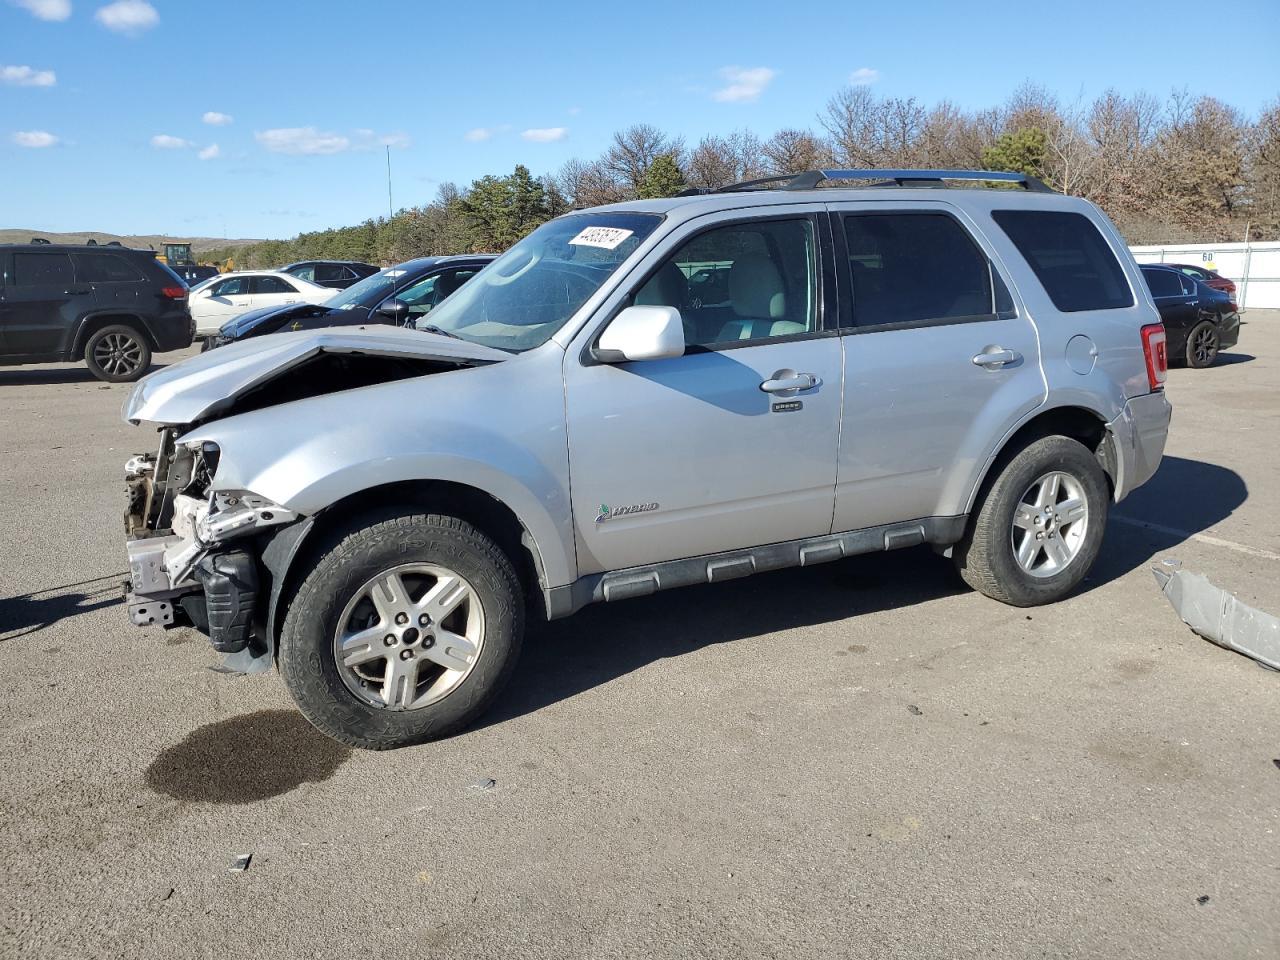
[3,0,1278,239]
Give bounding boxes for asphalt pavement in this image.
[2,314,1278,959]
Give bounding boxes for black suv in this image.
[0,244,194,382]
[279,260,379,289]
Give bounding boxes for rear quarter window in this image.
[992,210,1133,312]
[74,253,146,282]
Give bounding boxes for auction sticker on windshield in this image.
[569,226,634,250]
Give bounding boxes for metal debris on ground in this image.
[1196,895,1211,906]
[230,853,253,873]
[1152,560,1280,671]
[469,777,497,791]
[907,705,923,716]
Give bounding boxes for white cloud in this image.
[95,0,159,34]
[353,128,410,150]
[464,127,495,142]
[712,66,777,103]
[10,0,71,21]
[849,67,879,86]
[1,64,57,87]
[521,127,567,143]
[377,131,410,149]
[567,106,582,116]
[255,126,351,155]
[198,143,220,160]
[12,130,59,147]
[150,133,190,149]
[202,111,232,126]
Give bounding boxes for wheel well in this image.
[73,314,156,355]
[970,406,1114,513]
[273,480,547,640]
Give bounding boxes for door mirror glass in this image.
[595,305,685,362]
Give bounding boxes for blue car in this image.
[207,255,495,348]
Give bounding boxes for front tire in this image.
[1186,320,1220,368]
[953,435,1108,606]
[278,513,524,749]
[84,324,151,382]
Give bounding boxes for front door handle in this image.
[63,286,92,295]
[971,347,1021,370]
[760,371,820,393]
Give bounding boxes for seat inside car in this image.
[719,253,806,341]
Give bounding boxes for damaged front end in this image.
[124,430,296,660]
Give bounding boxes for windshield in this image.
[326,264,423,310]
[419,212,662,351]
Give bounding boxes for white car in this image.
[188,271,333,337]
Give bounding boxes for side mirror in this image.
[594,305,685,363]
[377,298,410,323]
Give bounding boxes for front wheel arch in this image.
[263,479,549,660]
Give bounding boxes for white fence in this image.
[1129,241,1280,310]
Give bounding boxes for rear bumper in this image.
[151,310,196,352]
[1107,391,1172,501]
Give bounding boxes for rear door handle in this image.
[760,372,820,393]
[971,347,1021,370]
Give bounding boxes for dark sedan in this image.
[279,260,380,289]
[1140,264,1240,368]
[209,255,494,347]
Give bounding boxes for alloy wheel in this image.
[332,563,485,710]
[1010,471,1089,579]
[1192,326,1219,366]
[93,333,144,378]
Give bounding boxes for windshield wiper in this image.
[418,324,463,341]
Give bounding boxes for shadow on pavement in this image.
[1210,352,1255,367]
[484,455,1246,728]
[1093,454,1246,587]
[479,547,965,730]
[0,358,179,386]
[0,573,125,640]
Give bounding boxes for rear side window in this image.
[992,210,1133,312]
[1142,268,1183,298]
[314,264,348,283]
[74,253,145,282]
[841,212,1010,328]
[250,275,295,294]
[13,252,74,286]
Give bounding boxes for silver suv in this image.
[121,169,1172,749]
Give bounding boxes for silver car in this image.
[121,169,1172,749]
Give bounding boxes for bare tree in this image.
[603,124,684,195]
[761,128,830,174]
[686,129,766,189]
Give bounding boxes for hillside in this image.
[0,229,266,255]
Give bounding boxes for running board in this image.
[544,516,966,619]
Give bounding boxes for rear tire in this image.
[278,512,524,750]
[953,435,1108,606]
[1186,320,1220,369]
[84,324,151,382]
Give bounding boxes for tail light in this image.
[161,285,187,300]
[1141,323,1167,391]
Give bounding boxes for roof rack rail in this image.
[680,169,1054,195]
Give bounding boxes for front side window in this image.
[632,218,816,347]
[211,277,250,297]
[841,213,1004,328]
[290,265,316,282]
[393,274,439,316]
[423,212,662,351]
[992,210,1133,312]
[13,252,74,286]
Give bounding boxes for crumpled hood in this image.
[123,325,510,426]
